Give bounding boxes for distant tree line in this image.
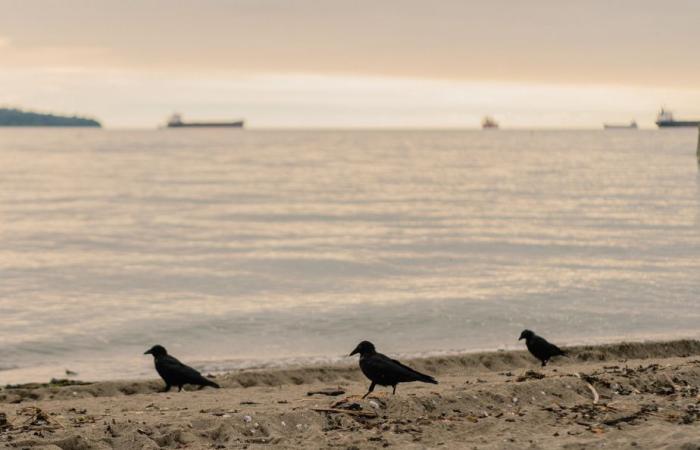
[0,108,101,127]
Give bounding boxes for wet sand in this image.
[2,340,700,449]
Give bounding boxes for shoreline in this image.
[4,330,700,386]
[2,339,700,448]
[6,339,700,393]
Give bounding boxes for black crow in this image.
[349,341,437,398]
[144,345,220,392]
[519,330,567,367]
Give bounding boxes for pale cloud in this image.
[0,0,699,88]
[0,44,114,69]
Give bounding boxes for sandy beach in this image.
[1,340,700,449]
[4,1,700,449]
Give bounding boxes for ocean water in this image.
[0,128,699,384]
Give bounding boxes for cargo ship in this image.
[655,108,700,128]
[166,113,244,128]
[603,120,637,130]
[481,116,499,129]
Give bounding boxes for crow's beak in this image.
[518,336,524,341]
[349,347,360,357]
[144,349,152,355]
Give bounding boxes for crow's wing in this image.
[390,357,437,383]
[367,353,436,384]
[157,355,208,385]
[533,336,565,358]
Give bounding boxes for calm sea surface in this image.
[0,129,699,383]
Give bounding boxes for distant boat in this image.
[603,120,638,130]
[655,108,700,128]
[166,113,244,128]
[481,116,499,129]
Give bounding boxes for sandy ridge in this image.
[1,339,700,449]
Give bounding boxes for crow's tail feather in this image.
[419,373,438,384]
[203,378,220,389]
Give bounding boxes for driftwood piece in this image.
[311,408,378,418]
[602,410,644,426]
[574,373,599,404]
[663,373,681,393]
[307,388,346,397]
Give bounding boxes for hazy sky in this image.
[1,0,699,128]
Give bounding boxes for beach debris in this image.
[243,415,253,423]
[4,378,91,391]
[601,408,647,426]
[51,435,92,449]
[246,436,281,445]
[662,373,681,393]
[65,369,78,376]
[200,408,238,416]
[586,383,600,404]
[49,378,90,387]
[574,373,599,404]
[306,388,345,397]
[516,370,545,382]
[681,404,699,424]
[69,414,96,427]
[17,406,62,431]
[610,383,632,396]
[0,412,9,430]
[311,407,378,418]
[330,399,363,411]
[368,400,380,409]
[312,397,379,418]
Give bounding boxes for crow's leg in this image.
[162,384,171,393]
[541,359,547,367]
[362,382,376,399]
[392,385,397,395]
[178,385,183,392]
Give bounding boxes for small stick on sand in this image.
[311,408,378,418]
[574,373,599,404]
[663,373,680,393]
